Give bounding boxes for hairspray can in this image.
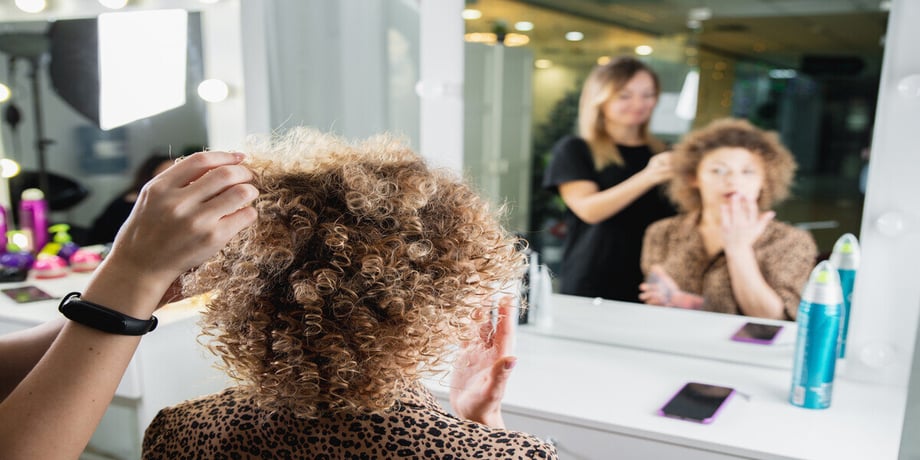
[19,188,49,254]
[828,233,860,358]
[790,261,843,409]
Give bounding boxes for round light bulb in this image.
[15,0,46,13]
[635,45,653,56]
[197,79,230,103]
[99,0,129,9]
[0,159,20,179]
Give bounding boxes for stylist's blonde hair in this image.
[578,56,666,169]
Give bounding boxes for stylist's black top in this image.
[543,136,675,302]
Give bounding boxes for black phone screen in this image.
[2,285,55,303]
[659,382,734,423]
[732,322,783,343]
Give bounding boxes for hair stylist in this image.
[0,152,258,460]
[543,56,675,302]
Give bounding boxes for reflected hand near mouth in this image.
[720,193,774,254]
[450,295,517,429]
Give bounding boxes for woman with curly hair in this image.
[142,128,557,459]
[639,118,817,320]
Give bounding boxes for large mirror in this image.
[461,0,886,273]
[0,0,914,384]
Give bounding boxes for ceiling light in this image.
[514,21,534,32]
[0,83,10,103]
[597,56,611,65]
[198,79,230,102]
[464,32,496,44]
[504,33,530,47]
[99,0,129,9]
[565,31,584,42]
[534,59,552,69]
[635,45,653,56]
[15,0,46,13]
[462,9,482,20]
[688,7,712,21]
[769,69,797,79]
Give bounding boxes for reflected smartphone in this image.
[731,322,783,345]
[658,382,735,424]
[2,285,54,303]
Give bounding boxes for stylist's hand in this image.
[450,296,517,429]
[105,152,258,295]
[720,193,773,254]
[639,151,674,186]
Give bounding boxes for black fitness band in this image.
[58,292,158,336]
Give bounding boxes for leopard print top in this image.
[641,211,817,319]
[143,385,557,459]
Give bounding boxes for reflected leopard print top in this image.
[641,212,817,319]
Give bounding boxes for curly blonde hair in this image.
[667,118,797,212]
[184,128,525,418]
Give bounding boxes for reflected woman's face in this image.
[694,147,766,211]
[601,71,658,129]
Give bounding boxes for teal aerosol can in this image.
[828,233,860,358]
[790,261,843,409]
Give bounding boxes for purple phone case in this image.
[730,322,783,345]
[657,382,735,424]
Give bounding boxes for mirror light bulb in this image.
[0,159,20,179]
[15,0,46,13]
[99,0,129,9]
[198,79,230,102]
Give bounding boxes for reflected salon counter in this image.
[427,294,907,460]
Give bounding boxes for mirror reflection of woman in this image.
[543,56,675,302]
[640,118,817,320]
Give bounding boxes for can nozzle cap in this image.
[829,233,860,269]
[802,260,843,305]
[20,188,45,201]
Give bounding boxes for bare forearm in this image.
[0,318,66,402]
[0,259,169,459]
[725,247,784,319]
[568,173,658,224]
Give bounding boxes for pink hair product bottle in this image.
[19,188,49,254]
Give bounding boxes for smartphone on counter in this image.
[658,382,735,424]
[2,285,55,303]
[731,322,783,345]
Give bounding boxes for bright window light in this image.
[99,9,188,130]
[15,0,46,13]
[676,70,699,120]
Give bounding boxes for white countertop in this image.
[427,294,907,460]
